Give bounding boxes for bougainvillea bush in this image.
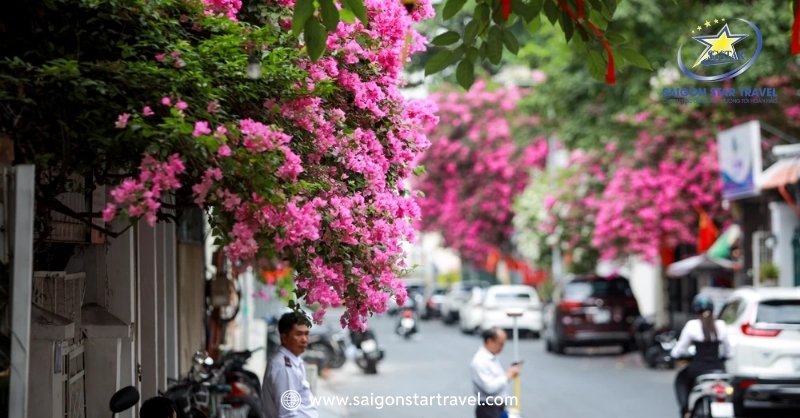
[513,147,614,274]
[1,0,436,330]
[592,110,729,262]
[415,81,548,266]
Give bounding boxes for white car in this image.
[478,285,543,338]
[717,287,800,415]
[459,287,486,334]
[441,280,488,324]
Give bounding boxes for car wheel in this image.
[545,338,553,352]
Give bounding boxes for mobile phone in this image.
[511,360,524,366]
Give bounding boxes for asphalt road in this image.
[319,313,678,418]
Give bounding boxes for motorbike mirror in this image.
[109,386,140,414]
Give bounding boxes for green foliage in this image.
[0,0,303,238]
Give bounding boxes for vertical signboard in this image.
[717,121,762,200]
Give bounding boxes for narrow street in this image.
[319,314,676,418]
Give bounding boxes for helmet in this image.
[692,294,714,314]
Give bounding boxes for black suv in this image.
[545,275,640,354]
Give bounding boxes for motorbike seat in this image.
[693,372,729,385]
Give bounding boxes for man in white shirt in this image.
[262,312,319,418]
[470,327,521,418]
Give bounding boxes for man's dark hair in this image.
[278,311,311,335]
[481,327,502,343]
[140,396,175,418]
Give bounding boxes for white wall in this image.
[770,202,799,287]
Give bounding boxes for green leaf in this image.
[512,0,543,22]
[339,8,356,23]
[442,0,468,20]
[292,0,314,36]
[413,165,427,176]
[304,18,326,61]
[319,0,340,31]
[605,31,627,44]
[588,9,607,30]
[586,49,605,80]
[424,49,455,75]
[617,47,652,70]
[456,59,475,89]
[543,0,559,24]
[502,29,519,55]
[342,0,368,25]
[432,31,461,46]
[474,3,491,28]
[463,20,480,45]
[465,46,480,63]
[487,25,503,64]
[560,11,574,42]
[527,15,542,32]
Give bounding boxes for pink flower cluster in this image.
[202,0,242,20]
[415,81,547,265]
[106,0,436,331]
[103,154,186,225]
[592,124,725,262]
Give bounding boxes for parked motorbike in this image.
[633,316,676,369]
[109,386,139,418]
[350,328,384,374]
[163,350,263,418]
[687,372,735,418]
[395,306,418,339]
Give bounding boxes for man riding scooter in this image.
[670,294,734,418]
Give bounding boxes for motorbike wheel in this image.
[308,342,336,369]
[364,360,378,374]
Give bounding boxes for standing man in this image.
[470,327,521,418]
[262,312,319,418]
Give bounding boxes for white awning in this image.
[666,253,736,278]
[758,157,800,190]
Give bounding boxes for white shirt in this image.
[262,346,319,418]
[470,346,509,400]
[670,319,733,359]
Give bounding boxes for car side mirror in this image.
[109,386,139,415]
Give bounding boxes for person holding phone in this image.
[470,327,522,418]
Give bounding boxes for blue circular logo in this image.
[677,18,762,82]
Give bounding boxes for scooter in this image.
[686,372,735,418]
[350,328,384,374]
[644,328,677,369]
[395,307,418,339]
[109,386,139,418]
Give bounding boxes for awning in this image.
[758,157,800,190]
[666,253,736,278]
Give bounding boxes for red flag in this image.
[792,0,800,54]
[696,208,719,253]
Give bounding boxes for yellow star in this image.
[714,19,719,24]
[705,20,711,27]
[697,26,702,31]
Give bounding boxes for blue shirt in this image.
[262,346,318,418]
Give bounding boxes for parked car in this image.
[478,285,543,338]
[459,287,487,334]
[422,286,447,320]
[717,287,800,416]
[544,275,640,354]
[441,280,488,324]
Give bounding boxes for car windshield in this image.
[565,279,633,299]
[756,300,800,324]
[493,292,533,304]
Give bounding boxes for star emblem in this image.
[714,19,719,24]
[704,20,711,27]
[691,23,748,68]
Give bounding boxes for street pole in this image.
[506,309,524,418]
